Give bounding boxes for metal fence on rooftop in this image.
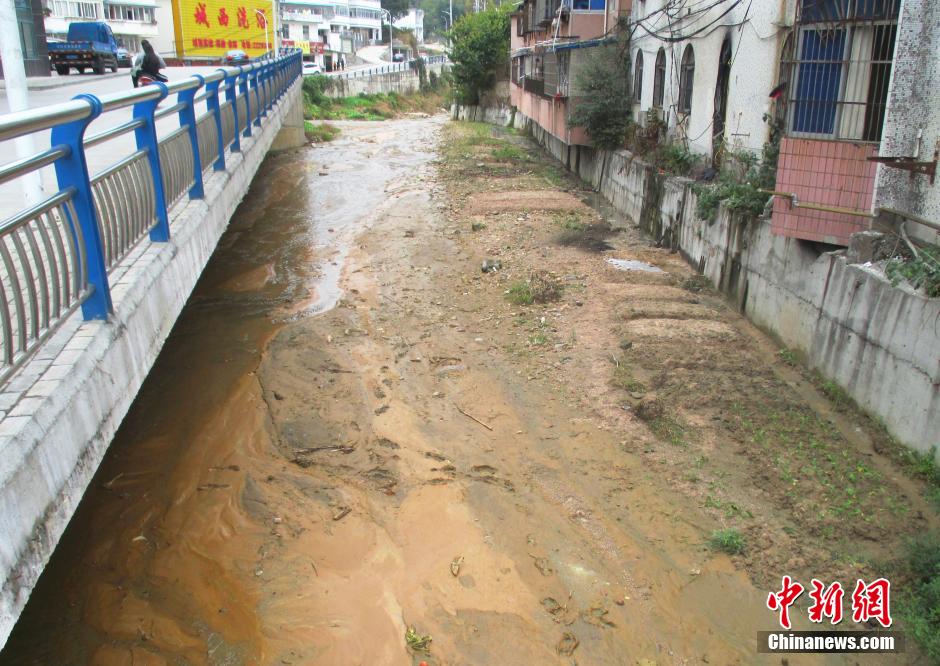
[0,49,303,385]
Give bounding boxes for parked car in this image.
[302,61,322,76]
[115,47,132,68]
[225,49,249,65]
[48,22,120,75]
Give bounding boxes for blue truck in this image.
[48,22,120,76]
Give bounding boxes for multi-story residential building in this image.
[280,0,382,61]
[45,0,159,52]
[510,0,629,147]
[768,0,938,246]
[629,0,785,158]
[393,7,424,44]
[619,0,936,248]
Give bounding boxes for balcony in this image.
[522,76,544,96]
[282,9,330,22]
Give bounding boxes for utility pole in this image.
[255,9,270,54]
[442,9,452,48]
[0,0,43,204]
[272,0,281,52]
[380,8,392,62]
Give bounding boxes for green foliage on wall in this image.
[567,40,633,151]
[447,4,513,104]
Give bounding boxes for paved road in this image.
[0,66,226,222]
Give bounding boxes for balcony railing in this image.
[522,76,544,96]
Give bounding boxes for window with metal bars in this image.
[633,50,643,103]
[678,45,694,114]
[653,47,665,108]
[782,0,899,142]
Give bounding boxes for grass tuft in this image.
[896,532,940,661]
[507,282,534,305]
[304,121,340,143]
[708,528,746,555]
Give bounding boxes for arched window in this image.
[773,32,794,129]
[633,50,644,102]
[713,38,732,145]
[653,47,666,108]
[678,44,695,114]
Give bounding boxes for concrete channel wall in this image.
[454,104,939,457]
[0,82,304,646]
[326,62,447,97]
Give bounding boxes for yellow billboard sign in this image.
[172,0,275,59]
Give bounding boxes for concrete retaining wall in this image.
[460,105,939,457]
[327,63,446,97]
[0,81,304,646]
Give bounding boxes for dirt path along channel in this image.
[2,116,934,665]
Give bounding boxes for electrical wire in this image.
[636,0,742,42]
[683,0,753,145]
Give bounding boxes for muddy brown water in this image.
[1,117,893,665]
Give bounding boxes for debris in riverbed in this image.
[681,274,710,292]
[556,632,579,656]
[606,258,664,273]
[482,259,502,273]
[197,483,230,491]
[101,472,123,490]
[471,222,486,231]
[528,270,563,303]
[529,553,554,576]
[405,626,432,653]
[450,555,464,577]
[454,403,493,431]
[332,506,351,521]
[634,396,665,422]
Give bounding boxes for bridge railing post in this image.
[132,82,171,242]
[251,66,264,125]
[271,61,279,102]
[238,68,252,138]
[206,74,226,170]
[177,75,205,200]
[50,94,113,320]
[261,62,272,114]
[223,70,242,151]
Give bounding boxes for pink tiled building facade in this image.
[771,0,900,245]
[772,139,879,245]
[509,0,629,147]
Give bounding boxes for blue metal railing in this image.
[330,55,449,80]
[0,49,303,384]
